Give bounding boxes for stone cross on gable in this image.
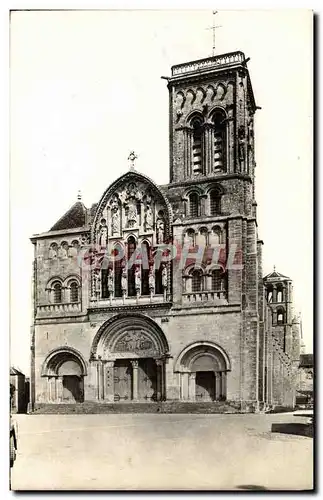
[128,151,138,170]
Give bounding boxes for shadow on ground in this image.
[236,485,268,490]
[271,422,313,438]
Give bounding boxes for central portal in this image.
[113,358,158,402]
[92,313,170,402]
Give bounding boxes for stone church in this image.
[30,50,301,412]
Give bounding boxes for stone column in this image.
[156,359,166,401]
[208,126,213,175]
[214,372,220,400]
[47,377,52,402]
[161,360,166,400]
[131,360,139,401]
[218,372,223,399]
[188,372,196,401]
[180,372,189,401]
[204,125,209,175]
[52,377,57,403]
[221,372,227,400]
[227,114,234,173]
[188,129,193,177]
[57,376,64,402]
[156,360,162,401]
[96,362,100,401]
[104,361,115,402]
[100,361,105,400]
[183,128,188,178]
[272,284,277,303]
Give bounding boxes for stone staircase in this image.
[31,400,244,415]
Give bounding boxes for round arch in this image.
[204,183,225,196]
[90,313,170,360]
[174,341,231,373]
[41,346,88,377]
[185,109,205,127]
[207,105,228,122]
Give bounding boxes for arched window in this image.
[196,228,207,248]
[184,229,195,247]
[266,286,273,303]
[49,243,58,259]
[192,117,203,175]
[277,308,285,325]
[53,282,62,303]
[277,286,283,303]
[212,110,226,171]
[141,242,150,296]
[211,269,222,291]
[69,240,79,258]
[189,193,199,218]
[210,188,222,215]
[127,236,137,296]
[211,269,227,293]
[191,270,203,292]
[210,226,222,246]
[155,265,163,295]
[70,282,79,303]
[114,243,123,298]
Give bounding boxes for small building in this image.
[10,367,28,413]
[296,354,313,406]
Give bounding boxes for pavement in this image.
[10,412,313,491]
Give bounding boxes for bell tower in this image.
[167,51,257,185]
[263,268,294,353]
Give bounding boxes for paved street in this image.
[10,412,313,491]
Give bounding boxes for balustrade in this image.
[172,52,245,76]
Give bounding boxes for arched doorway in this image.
[91,313,169,402]
[41,347,87,403]
[175,342,231,402]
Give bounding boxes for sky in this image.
[10,9,313,375]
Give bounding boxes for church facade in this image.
[30,51,300,412]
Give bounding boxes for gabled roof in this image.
[263,269,291,281]
[299,354,313,368]
[50,201,87,231]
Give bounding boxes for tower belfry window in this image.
[189,193,199,217]
[210,188,221,215]
[192,118,203,175]
[212,110,226,171]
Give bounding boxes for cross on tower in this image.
[206,10,222,57]
[128,151,138,170]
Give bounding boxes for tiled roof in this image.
[263,270,291,281]
[50,201,87,231]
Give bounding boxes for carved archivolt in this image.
[91,171,172,248]
[91,313,170,360]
